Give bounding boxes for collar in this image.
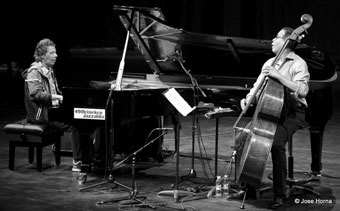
[30,62,52,78]
[283,51,298,61]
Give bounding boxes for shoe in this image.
[92,157,103,165]
[226,190,245,200]
[269,197,285,209]
[310,172,321,181]
[72,160,82,172]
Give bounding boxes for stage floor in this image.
[1,86,340,211]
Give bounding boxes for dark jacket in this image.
[21,62,61,124]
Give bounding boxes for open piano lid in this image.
[113,5,272,79]
[113,5,337,84]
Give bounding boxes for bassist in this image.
[240,27,310,209]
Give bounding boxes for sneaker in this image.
[310,172,321,181]
[72,160,82,172]
[269,196,285,209]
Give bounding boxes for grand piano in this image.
[57,5,337,176]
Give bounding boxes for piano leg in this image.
[305,86,333,178]
[309,125,324,176]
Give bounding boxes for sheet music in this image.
[163,87,195,116]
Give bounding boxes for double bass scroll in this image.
[233,14,313,187]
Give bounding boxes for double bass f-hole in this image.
[232,14,313,187]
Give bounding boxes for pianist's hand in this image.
[52,94,63,104]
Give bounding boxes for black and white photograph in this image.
[1,0,340,210]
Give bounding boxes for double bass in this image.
[233,14,313,187]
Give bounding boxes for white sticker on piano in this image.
[74,108,105,120]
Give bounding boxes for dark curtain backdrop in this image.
[1,0,340,67]
[60,0,340,67]
[154,0,340,65]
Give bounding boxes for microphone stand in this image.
[96,130,168,208]
[79,29,131,193]
[174,53,206,184]
[79,87,125,192]
[157,54,207,202]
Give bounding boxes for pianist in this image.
[22,38,83,172]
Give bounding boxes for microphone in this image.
[155,128,173,132]
[166,50,184,62]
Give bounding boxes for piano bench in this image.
[3,119,64,172]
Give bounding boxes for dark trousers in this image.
[271,106,307,197]
[51,122,82,161]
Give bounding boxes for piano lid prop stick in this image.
[114,30,130,91]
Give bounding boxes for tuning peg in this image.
[296,34,305,43]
